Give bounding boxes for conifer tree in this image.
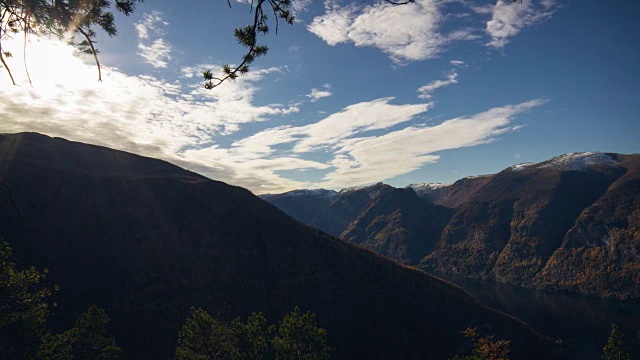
[0,240,51,360]
[602,324,630,360]
[39,306,122,360]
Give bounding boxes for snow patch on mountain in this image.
[507,163,534,171]
[339,182,383,194]
[408,183,451,191]
[462,174,493,180]
[540,152,618,171]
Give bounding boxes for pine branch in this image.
[77,26,102,82]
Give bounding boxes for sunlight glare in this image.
[2,34,102,91]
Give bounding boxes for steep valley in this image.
[262,153,640,301]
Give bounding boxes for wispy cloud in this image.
[417,70,458,99]
[197,98,544,190]
[292,98,432,153]
[319,99,546,187]
[484,0,556,48]
[292,0,313,14]
[135,11,172,68]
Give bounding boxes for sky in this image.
[1,0,639,194]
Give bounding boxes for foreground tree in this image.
[602,324,631,360]
[175,307,333,360]
[451,327,510,360]
[174,307,246,360]
[39,305,122,360]
[0,240,120,359]
[0,240,51,359]
[272,307,333,360]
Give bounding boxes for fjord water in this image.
[433,272,640,359]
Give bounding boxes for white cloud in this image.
[307,4,355,46]
[308,0,464,63]
[134,11,165,39]
[306,87,333,102]
[417,70,458,99]
[205,98,544,190]
[485,0,555,48]
[450,60,465,66]
[180,98,433,191]
[138,39,172,68]
[135,11,172,68]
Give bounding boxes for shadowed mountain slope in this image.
[341,187,453,265]
[0,133,559,359]
[309,183,395,237]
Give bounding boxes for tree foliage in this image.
[0,240,51,359]
[272,307,333,360]
[175,306,333,360]
[602,324,631,360]
[39,305,122,360]
[451,327,510,360]
[0,240,120,360]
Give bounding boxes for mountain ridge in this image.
[262,151,640,300]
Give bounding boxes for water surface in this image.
[432,272,640,359]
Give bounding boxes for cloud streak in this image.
[417,70,458,99]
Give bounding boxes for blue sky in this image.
[1,0,638,193]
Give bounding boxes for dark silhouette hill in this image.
[263,153,640,300]
[0,132,560,359]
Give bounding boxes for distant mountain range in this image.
[261,152,640,301]
[0,133,561,359]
